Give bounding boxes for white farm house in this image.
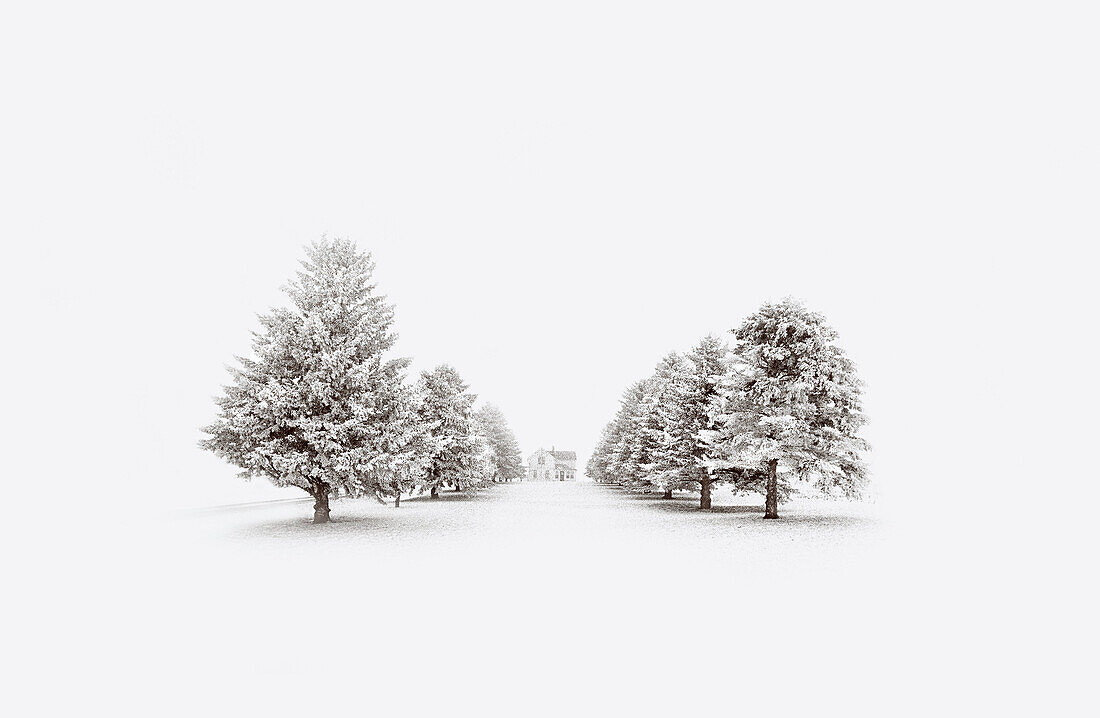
[526,448,577,481]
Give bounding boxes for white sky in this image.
[3,2,1095,511]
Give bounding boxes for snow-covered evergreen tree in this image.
[649,336,740,508]
[609,379,655,488]
[708,298,869,518]
[587,383,645,484]
[640,352,693,498]
[586,421,621,484]
[200,237,411,523]
[367,379,436,508]
[464,426,493,491]
[416,364,480,497]
[474,403,525,483]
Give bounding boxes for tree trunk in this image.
[394,492,401,508]
[430,485,439,499]
[764,459,779,519]
[700,479,712,509]
[313,488,331,524]
[663,489,673,499]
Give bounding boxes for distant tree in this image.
[708,299,869,518]
[474,404,524,483]
[640,352,695,499]
[587,382,644,485]
[417,364,480,498]
[586,421,621,484]
[466,416,492,489]
[608,379,656,488]
[201,238,409,523]
[368,380,436,508]
[648,336,744,508]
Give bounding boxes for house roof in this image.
[526,449,577,464]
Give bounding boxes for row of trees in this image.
[201,238,524,523]
[586,299,869,519]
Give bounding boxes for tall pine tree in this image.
[709,299,869,518]
[586,420,622,484]
[609,379,654,488]
[641,352,693,499]
[368,379,436,508]
[201,238,410,523]
[417,364,480,497]
[474,403,525,483]
[650,336,741,508]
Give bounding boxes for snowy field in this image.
[174,481,883,556]
[149,483,892,713]
[22,482,1074,717]
[166,482,889,626]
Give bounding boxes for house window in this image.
[538,456,544,465]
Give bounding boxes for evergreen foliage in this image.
[589,302,868,518]
[474,404,525,483]
[610,380,653,487]
[585,421,621,484]
[587,381,646,485]
[200,238,415,523]
[709,298,869,517]
[653,336,741,507]
[366,378,436,508]
[416,364,480,497]
[638,352,695,495]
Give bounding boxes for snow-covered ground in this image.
[171,481,885,570]
[120,483,892,713]
[23,482,1068,717]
